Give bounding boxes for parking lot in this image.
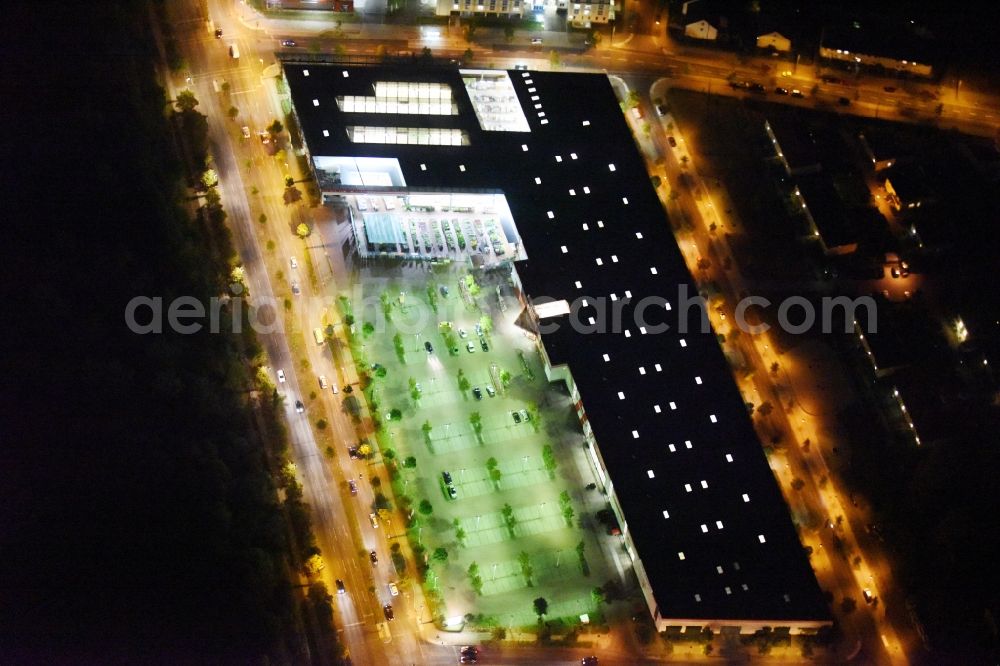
[348,263,614,627]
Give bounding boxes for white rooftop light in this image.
[603,353,610,362]
[611,255,619,263]
[650,266,658,275]
[678,552,685,560]
[582,223,589,230]
[639,326,647,334]
[684,483,692,492]
[725,587,732,595]
[534,103,542,109]
[742,584,749,591]
[646,469,655,478]
[610,293,617,301]
[459,164,466,172]
[632,430,640,439]
[608,163,616,172]
[574,281,582,288]
[734,562,741,570]
[322,130,330,137]
[595,258,603,266]
[525,79,533,84]
[302,69,310,76]
[717,565,724,574]
[597,220,604,228]
[758,534,767,543]
[522,144,529,151]
[521,72,530,77]
[547,210,555,219]
[662,510,670,519]
[342,70,349,78]
[312,99,320,106]
[701,524,709,533]
[685,440,692,449]
[569,189,576,196]
[694,594,702,602]
[654,405,662,414]
[725,454,733,462]
[668,443,675,451]
[635,232,643,239]
[531,95,539,101]
[669,401,677,410]
[540,119,548,125]
[583,186,591,193]
[570,152,578,159]
[654,363,662,372]
[622,197,629,205]
[582,120,590,126]
[624,329,631,338]
[639,367,646,375]
[561,245,568,253]
[555,155,563,162]
[695,376,702,384]
[665,301,672,311]
[420,163,427,171]
[538,112,546,118]
[710,414,718,423]
[624,290,631,298]
[528,87,536,92]
[700,480,708,489]
[617,391,625,400]
[582,299,588,307]
[743,493,750,502]
[679,339,687,347]
[716,520,724,529]
[535,176,542,184]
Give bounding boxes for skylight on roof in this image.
[420,163,427,171]
[758,534,767,543]
[622,197,629,205]
[717,565,724,574]
[583,186,590,193]
[701,480,708,489]
[623,329,631,338]
[678,552,685,560]
[716,520,724,529]
[522,144,529,151]
[701,524,708,533]
[534,103,542,109]
[650,267,658,275]
[662,510,670,519]
[695,376,702,384]
[303,69,310,76]
[528,87,536,92]
[540,119,548,125]
[685,483,692,492]
[624,290,631,298]
[611,255,618,263]
[342,70,349,78]
[555,155,562,162]
[654,405,662,413]
[312,99,320,106]
[639,326,647,334]
[679,339,687,347]
[597,220,604,228]
[561,245,568,253]
[521,72,530,77]
[582,120,590,126]
[617,391,625,400]
[608,163,616,172]
[459,164,466,172]
[582,223,589,230]
[639,367,646,375]
[322,130,330,137]
[646,469,655,478]
[535,177,541,184]
[669,401,676,410]
[743,493,750,502]
[710,414,718,423]
[685,440,692,448]
[668,443,675,451]
[547,210,555,219]
[635,232,643,239]
[665,301,672,311]
[695,594,702,602]
[654,363,662,372]
[603,353,610,362]
[530,95,539,101]
[725,453,733,462]
[570,152,578,159]
[595,258,603,266]
[632,430,639,439]
[574,281,582,288]
[569,189,576,196]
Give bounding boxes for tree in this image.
[403,456,417,469]
[770,361,780,375]
[457,369,470,392]
[479,315,493,335]
[696,257,711,272]
[357,442,372,458]
[548,50,561,68]
[541,444,557,478]
[420,46,432,60]
[227,106,239,120]
[499,369,512,387]
[296,223,310,238]
[468,562,484,595]
[305,553,326,575]
[363,322,375,337]
[504,24,515,42]
[175,89,199,112]
[316,419,328,430]
[455,527,467,546]
[258,213,267,225]
[625,90,641,109]
[532,596,548,618]
[462,48,474,65]
[490,467,503,489]
[680,155,690,168]
[791,477,806,491]
[432,547,449,562]
[267,119,284,136]
[388,408,402,421]
[419,499,434,515]
[591,586,606,606]
[463,21,477,43]
[757,401,774,419]
[519,551,534,587]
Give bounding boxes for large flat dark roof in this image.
[285,62,828,624]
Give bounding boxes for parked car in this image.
[656,104,668,116]
[383,604,394,621]
[370,550,378,565]
[473,387,483,400]
[531,37,543,44]
[512,411,522,424]
[348,446,359,459]
[459,328,468,338]
[241,125,251,139]
[319,375,328,389]
[460,646,480,663]
[290,256,298,269]
[863,588,875,604]
[348,480,357,495]
[466,342,476,353]
[582,657,599,666]
[485,385,496,397]
[370,513,379,529]
[442,471,454,485]
[388,582,399,597]
[480,338,489,352]
[281,39,297,47]
[294,400,304,413]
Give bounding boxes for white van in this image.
[313,327,325,346]
[229,43,240,59]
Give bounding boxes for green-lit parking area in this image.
[341,263,615,631]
